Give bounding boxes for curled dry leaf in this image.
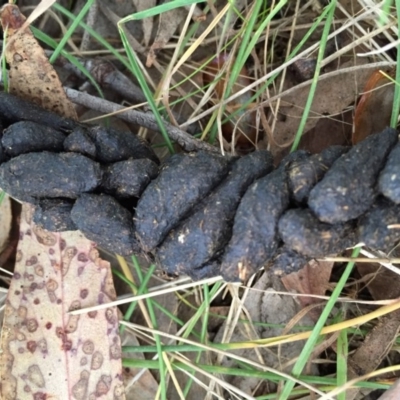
[0,205,124,399]
[353,69,395,144]
[0,4,77,120]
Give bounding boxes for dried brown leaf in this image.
[132,0,156,47]
[353,70,395,144]
[146,7,187,67]
[281,260,334,321]
[270,58,371,155]
[0,205,125,399]
[0,4,77,119]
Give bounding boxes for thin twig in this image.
[64,87,220,154]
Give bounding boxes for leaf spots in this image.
[105,308,117,325]
[26,318,38,333]
[32,226,56,246]
[94,375,112,397]
[45,322,52,330]
[72,371,89,400]
[80,289,88,299]
[109,342,121,360]
[77,252,88,262]
[34,265,44,277]
[91,351,103,370]
[82,340,94,355]
[27,341,37,353]
[27,364,45,388]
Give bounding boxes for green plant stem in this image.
[279,246,361,400]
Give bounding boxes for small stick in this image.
[64,87,220,154]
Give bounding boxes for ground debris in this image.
[156,150,273,276]
[135,151,231,252]
[71,193,140,256]
[278,208,356,257]
[308,128,398,223]
[0,151,102,202]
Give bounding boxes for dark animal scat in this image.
[86,126,159,164]
[278,208,356,257]
[288,145,349,204]
[220,166,289,282]
[101,158,159,199]
[308,128,398,223]
[63,127,97,158]
[0,152,102,202]
[135,151,231,252]
[156,150,273,277]
[378,141,400,204]
[2,121,66,157]
[71,193,140,256]
[0,92,77,131]
[358,197,400,252]
[33,198,76,232]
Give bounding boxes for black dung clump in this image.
[378,141,400,203]
[135,151,230,252]
[86,126,159,164]
[0,92,77,131]
[101,158,159,199]
[220,166,290,282]
[278,208,356,257]
[358,197,400,252]
[0,152,102,202]
[288,145,349,204]
[270,246,311,276]
[71,193,140,256]
[308,128,398,223]
[33,199,76,232]
[188,259,222,281]
[0,142,8,164]
[2,121,66,157]
[63,127,97,158]
[156,150,274,276]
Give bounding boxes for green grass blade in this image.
[117,26,175,154]
[49,0,95,64]
[337,323,348,400]
[279,246,361,400]
[391,0,400,127]
[290,0,337,152]
[119,0,206,22]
